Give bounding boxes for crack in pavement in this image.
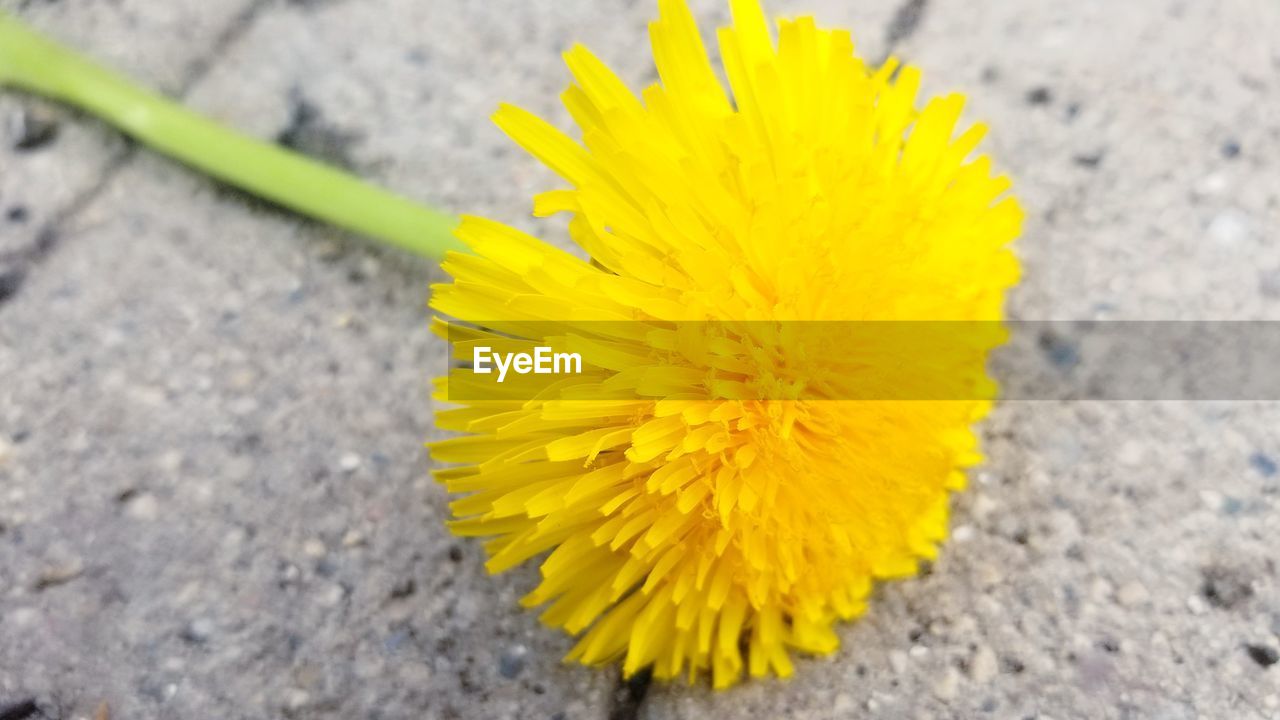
[0,0,273,309]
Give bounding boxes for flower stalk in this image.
[0,11,463,260]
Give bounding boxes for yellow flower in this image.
[430,0,1020,689]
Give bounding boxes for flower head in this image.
[430,0,1020,688]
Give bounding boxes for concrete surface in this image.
[2,0,1279,718]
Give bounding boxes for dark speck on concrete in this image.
[1221,140,1241,159]
[448,545,463,563]
[0,699,40,720]
[1038,331,1080,370]
[389,578,416,599]
[314,558,339,577]
[885,0,929,47]
[6,206,29,223]
[406,48,429,65]
[1201,565,1253,610]
[9,108,59,152]
[1245,644,1278,668]
[1073,150,1105,169]
[0,268,27,305]
[608,666,653,720]
[276,93,362,170]
[1026,86,1054,106]
[1248,452,1276,478]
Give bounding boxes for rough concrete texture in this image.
[1,0,1279,718]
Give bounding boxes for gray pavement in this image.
[2,1,1279,718]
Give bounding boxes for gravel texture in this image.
[2,0,1279,718]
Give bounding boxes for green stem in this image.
[0,11,463,260]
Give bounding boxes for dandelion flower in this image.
[430,0,1021,689]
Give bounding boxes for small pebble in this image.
[180,618,215,644]
[339,452,361,472]
[341,529,366,547]
[833,693,855,713]
[315,240,343,260]
[889,650,909,674]
[1249,452,1277,478]
[932,667,960,700]
[1186,595,1208,615]
[1207,210,1250,247]
[499,644,528,679]
[1195,172,1228,196]
[302,539,327,558]
[1088,577,1113,602]
[1201,565,1253,610]
[1117,581,1149,607]
[9,106,60,151]
[1246,644,1278,668]
[156,450,184,472]
[6,607,39,628]
[1199,490,1224,511]
[970,646,999,684]
[279,563,301,585]
[971,494,998,518]
[975,563,1004,587]
[319,584,346,607]
[35,559,84,590]
[314,558,339,577]
[283,689,310,711]
[125,493,160,521]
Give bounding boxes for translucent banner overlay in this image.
[439,321,1280,401]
